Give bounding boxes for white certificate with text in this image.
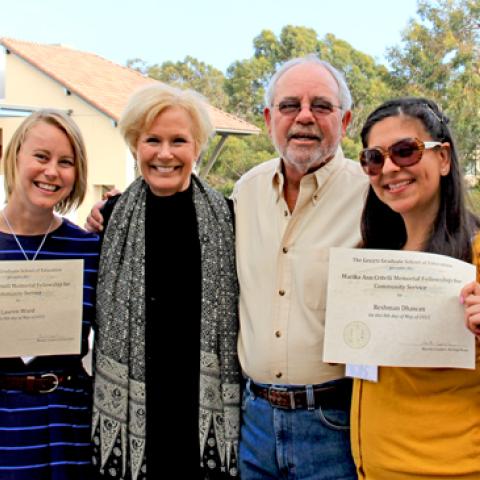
[0,260,83,357]
[323,248,476,369]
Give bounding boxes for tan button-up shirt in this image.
[233,148,368,385]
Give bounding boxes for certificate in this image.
[323,248,476,369]
[0,260,83,357]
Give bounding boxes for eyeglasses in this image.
[359,137,442,176]
[274,99,342,117]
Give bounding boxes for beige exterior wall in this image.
[0,116,22,166]
[0,52,133,224]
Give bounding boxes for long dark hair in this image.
[360,97,479,262]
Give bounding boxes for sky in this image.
[0,0,421,73]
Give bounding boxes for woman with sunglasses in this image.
[351,97,480,479]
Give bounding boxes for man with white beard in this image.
[233,55,368,479]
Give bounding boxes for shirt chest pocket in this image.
[303,248,330,311]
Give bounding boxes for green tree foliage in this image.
[126,58,148,73]
[128,55,229,109]
[252,29,281,61]
[319,35,394,131]
[125,2,479,193]
[387,0,480,166]
[277,25,320,62]
[222,25,392,178]
[224,56,272,121]
[225,26,330,122]
[207,131,274,196]
[318,33,394,153]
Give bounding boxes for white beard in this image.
[272,129,341,174]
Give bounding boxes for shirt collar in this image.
[271,147,347,204]
[272,159,284,202]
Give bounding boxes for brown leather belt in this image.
[250,380,351,410]
[0,373,74,394]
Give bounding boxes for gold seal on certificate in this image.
[343,321,370,349]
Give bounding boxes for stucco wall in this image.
[0,175,4,206]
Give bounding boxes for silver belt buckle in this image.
[39,373,59,393]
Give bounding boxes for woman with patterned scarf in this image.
[89,83,241,480]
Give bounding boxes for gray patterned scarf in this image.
[92,175,240,479]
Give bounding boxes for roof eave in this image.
[2,41,118,122]
[214,128,261,136]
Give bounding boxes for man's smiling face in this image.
[265,62,350,176]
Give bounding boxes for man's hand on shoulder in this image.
[84,187,121,233]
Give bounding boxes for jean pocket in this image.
[316,406,351,431]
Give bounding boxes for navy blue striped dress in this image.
[0,218,99,480]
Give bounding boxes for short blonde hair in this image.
[3,109,88,214]
[119,83,214,157]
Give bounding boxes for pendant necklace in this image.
[1,210,54,261]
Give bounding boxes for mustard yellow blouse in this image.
[351,240,480,479]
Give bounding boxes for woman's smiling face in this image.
[12,121,76,213]
[367,115,450,224]
[136,106,198,197]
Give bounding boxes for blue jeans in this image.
[239,378,356,480]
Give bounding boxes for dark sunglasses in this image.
[359,137,442,176]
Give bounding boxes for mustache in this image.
[287,128,323,141]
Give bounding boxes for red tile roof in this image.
[1,37,260,135]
